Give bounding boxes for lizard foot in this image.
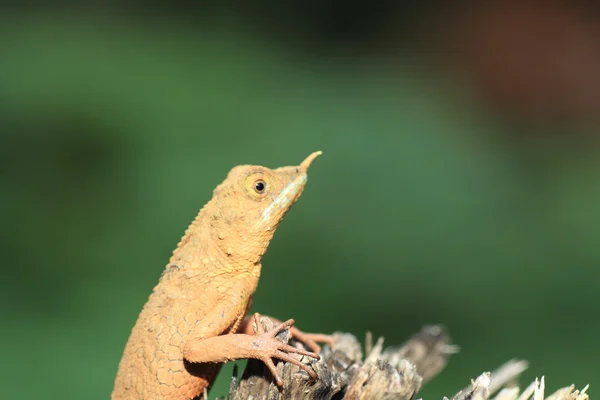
[242,314,335,353]
[251,312,319,387]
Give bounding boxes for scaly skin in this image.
[112,152,323,400]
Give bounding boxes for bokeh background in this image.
[2,1,600,398]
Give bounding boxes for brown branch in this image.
[216,318,589,400]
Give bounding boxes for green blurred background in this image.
[2,2,600,399]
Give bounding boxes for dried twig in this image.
[217,318,589,400]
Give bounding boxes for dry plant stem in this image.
[489,360,530,393]
[454,360,530,400]
[221,326,589,400]
[222,325,454,399]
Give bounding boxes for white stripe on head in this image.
[256,174,307,229]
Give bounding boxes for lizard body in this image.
[112,152,322,399]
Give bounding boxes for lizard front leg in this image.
[184,313,319,387]
[239,314,335,353]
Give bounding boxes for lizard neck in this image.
[168,200,273,278]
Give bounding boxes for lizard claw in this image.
[252,313,319,387]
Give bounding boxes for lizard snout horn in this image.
[299,151,323,170]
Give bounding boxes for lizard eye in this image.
[254,180,267,194]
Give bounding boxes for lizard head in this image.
[210,151,322,260]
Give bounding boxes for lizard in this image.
[112,151,329,400]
